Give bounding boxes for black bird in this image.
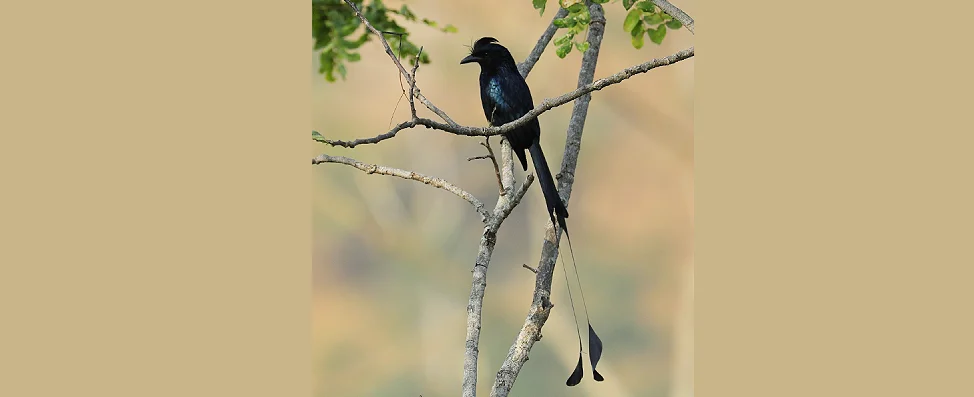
[461,37,603,387]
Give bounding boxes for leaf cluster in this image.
[623,0,683,49]
[312,0,456,82]
[532,0,683,57]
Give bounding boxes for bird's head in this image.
[460,37,517,69]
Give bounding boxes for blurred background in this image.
[313,1,693,396]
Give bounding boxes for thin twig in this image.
[521,264,538,274]
[481,138,505,196]
[342,0,457,126]
[409,46,423,119]
[467,155,493,161]
[312,153,490,222]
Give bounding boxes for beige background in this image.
[4,0,974,397]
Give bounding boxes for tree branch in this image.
[342,0,457,126]
[312,153,490,222]
[653,0,694,34]
[491,3,608,396]
[473,138,505,196]
[517,8,570,77]
[316,47,694,147]
[409,46,423,119]
[462,139,533,397]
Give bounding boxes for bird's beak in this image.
[459,55,479,65]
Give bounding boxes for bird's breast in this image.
[486,78,509,110]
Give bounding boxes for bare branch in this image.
[341,0,458,126]
[462,138,533,397]
[492,3,608,396]
[521,264,538,274]
[316,47,694,147]
[312,153,489,221]
[317,119,419,148]
[517,7,570,78]
[653,0,694,34]
[343,0,414,88]
[409,46,423,119]
[481,138,505,196]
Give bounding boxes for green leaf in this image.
[632,31,644,49]
[319,52,333,74]
[553,33,571,46]
[567,2,586,13]
[623,8,642,33]
[346,52,361,62]
[631,21,645,49]
[312,131,326,143]
[591,0,610,3]
[575,7,591,24]
[666,19,683,29]
[623,0,637,10]
[443,24,458,33]
[398,5,416,21]
[556,39,573,58]
[337,63,347,80]
[553,17,575,28]
[643,12,664,25]
[533,0,547,15]
[635,1,656,12]
[648,24,666,44]
[631,20,644,35]
[575,40,590,53]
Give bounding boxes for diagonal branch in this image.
[312,153,490,221]
[342,0,457,126]
[653,0,694,34]
[517,7,570,77]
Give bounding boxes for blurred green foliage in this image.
[314,0,685,83]
[312,0,456,82]
[535,0,684,58]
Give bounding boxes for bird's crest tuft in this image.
[472,37,500,51]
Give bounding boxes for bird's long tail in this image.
[529,142,604,386]
[528,142,569,231]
